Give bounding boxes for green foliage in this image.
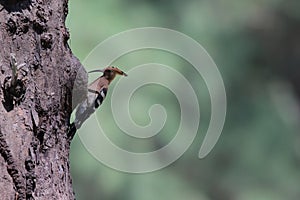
[68,0,300,199]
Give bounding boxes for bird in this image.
[68,66,127,139]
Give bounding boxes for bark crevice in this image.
[0,128,26,199]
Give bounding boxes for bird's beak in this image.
[88,67,128,77]
[88,69,104,73]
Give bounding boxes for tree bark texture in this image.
[0,0,87,199]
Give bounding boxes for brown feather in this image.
[88,76,109,92]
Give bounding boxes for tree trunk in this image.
[0,0,87,199]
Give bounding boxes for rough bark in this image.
[0,0,87,199]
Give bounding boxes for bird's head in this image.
[89,66,128,82]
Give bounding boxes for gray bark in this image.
[0,0,87,199]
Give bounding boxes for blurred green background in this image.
[66,0,300,199]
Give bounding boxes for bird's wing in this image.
[87,76,109,108]
[73,86,108,129]
[94,87,108,109]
